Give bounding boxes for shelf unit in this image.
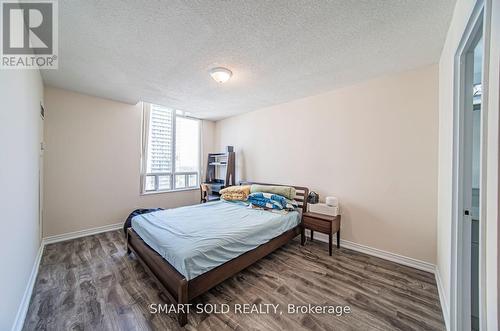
[204,148,235,198]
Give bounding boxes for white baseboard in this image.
[435,267,450,331]
[305,230,435,273]
[11,243,44,331]
[14,224,447,330]
[11,222,123,330]
[43,222,122,245]
[306,230,451,329]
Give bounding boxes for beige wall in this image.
[215,65,439,264]
[0,70,43,330]
[201,120,216,181]
[43,87,214,237]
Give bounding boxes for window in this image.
[142,103,200,193]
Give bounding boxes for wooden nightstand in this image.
[301,212,341,256]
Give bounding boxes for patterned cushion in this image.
[248,192,298,210]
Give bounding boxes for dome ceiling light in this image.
[210,67,232,83]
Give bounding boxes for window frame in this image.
[140,103,201,195]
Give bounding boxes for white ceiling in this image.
[42,0,456,120]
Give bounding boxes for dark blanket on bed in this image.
[123,208,163,235]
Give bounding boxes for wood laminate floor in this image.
[23,230,445,330]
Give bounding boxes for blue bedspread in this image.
[131,200,300,280]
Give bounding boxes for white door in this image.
[452,4,485,330]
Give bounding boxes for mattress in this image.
[131,200,300,280]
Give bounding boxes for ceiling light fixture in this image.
[210,67,232,83]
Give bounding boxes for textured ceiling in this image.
[42,0,456,120]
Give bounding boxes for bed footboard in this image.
[127,212,303,326]
[127,229,189,326]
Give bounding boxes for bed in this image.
[126,182,309,326]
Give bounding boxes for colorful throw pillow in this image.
[247,192,299,211]
[250,184,296,200]
[248,192,284,210]
[220,185,251,201]
[283,198,299,210]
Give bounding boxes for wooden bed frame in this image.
[126,182,309,326]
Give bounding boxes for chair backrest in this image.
[200,184,209,203]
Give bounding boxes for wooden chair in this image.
[200,184,209,203]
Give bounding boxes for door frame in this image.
[451,1,487,330]
[39,102,44,242]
